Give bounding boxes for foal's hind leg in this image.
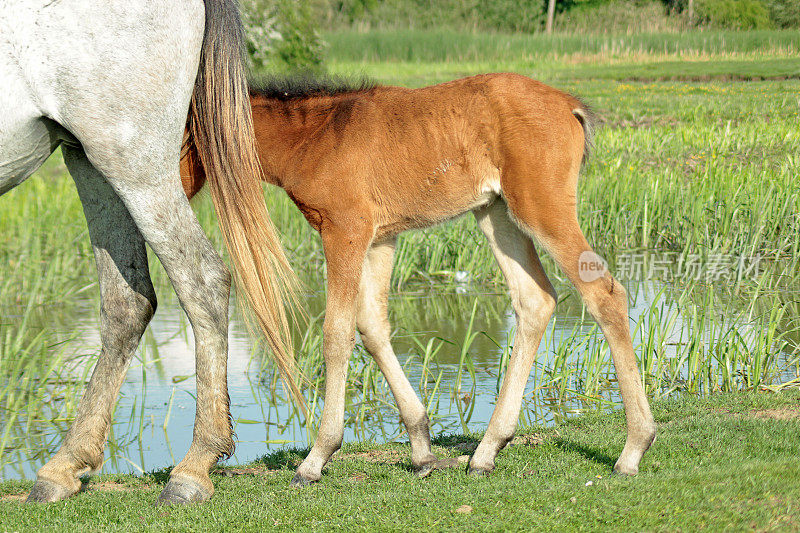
[293,225,373,486]
[356,239,437,470]
[503,165,656,476]
[28,147,157,503]
[468,199,558,475]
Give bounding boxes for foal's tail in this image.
[185,0,304,410]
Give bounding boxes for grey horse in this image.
[0,0,297,504]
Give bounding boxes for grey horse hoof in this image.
[467,466,492,477]
[416,462,435,478]
[26,478,74,503]
[156,479,210,506]
[417,457,461,478]
[290,473,317,487]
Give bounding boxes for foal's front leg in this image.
[357,240,447,473]
[356,241,436,469]
[292,226,372,486]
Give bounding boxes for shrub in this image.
[273,0,325,68]
[242,0,325,70]
[762,0,800,27]
[316,0,547,32]
[556,0,682,34]
[318,0,689,34]
[695,0,772,29]
[473,0,546,33]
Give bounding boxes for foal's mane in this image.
[249,72,377,101]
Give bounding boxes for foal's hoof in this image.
[290,473,317,488]
[416,457,461,478]
[26,478,74,503]
[156,478,210,506]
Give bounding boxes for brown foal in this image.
[181,72,656,484]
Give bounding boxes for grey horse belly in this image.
[0,43,55,194]
[0,119,56,195]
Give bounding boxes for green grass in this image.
[1,391,799,530]
[549,57,800,81]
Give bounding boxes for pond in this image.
[2,269,797,480]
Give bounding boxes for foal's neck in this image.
[250,93,356,189]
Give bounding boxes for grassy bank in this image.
[2,391,799,530]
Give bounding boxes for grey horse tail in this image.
[186,0,305,421]
[570,98,596,164]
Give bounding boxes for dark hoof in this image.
[290,473,317,487]
[467,466,492,477]
[416,463,435,478]
[611,465,638,477]
[417,457,461,478]
[156,478,210,506]
[26,478,74,503]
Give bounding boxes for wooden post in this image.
[687,0,694,26]
[546,0,556,34]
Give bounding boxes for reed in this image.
[323,28,800,64]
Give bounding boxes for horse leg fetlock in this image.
[488,424,516,450]
[319,432,344,455]
[639,420,657,447]
[71,446,105,475]
[196,429,235,461]
[404,411,431,438]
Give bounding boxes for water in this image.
[1,278,796,480]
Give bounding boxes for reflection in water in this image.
[1,277,798,480]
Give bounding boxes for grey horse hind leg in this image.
[109,174,232,505]
[30,0,231,504]
[27,147,157,503]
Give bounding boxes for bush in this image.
[242,0,325,70]
[317,0,690,34]
[695,0,772,29]
[762,0,800,27]
[273,0,325,68]
[556,0,682,34]
[473,0,546,33]
[316,0,548,32]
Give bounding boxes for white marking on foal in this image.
[480,173,502,196]
[471,170,502,208]
[434,159,453,175]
